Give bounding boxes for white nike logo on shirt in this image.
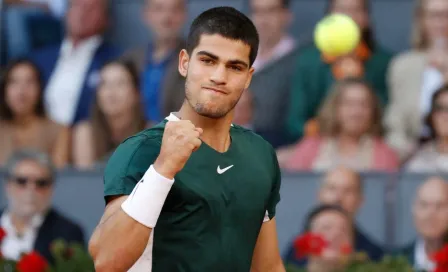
[217,165,234,174]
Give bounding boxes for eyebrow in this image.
[196,50,249,69]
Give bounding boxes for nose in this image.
[210,65,227,85]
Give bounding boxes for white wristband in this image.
[121,165,174,228]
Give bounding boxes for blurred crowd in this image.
[2,0,448,270]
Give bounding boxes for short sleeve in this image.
[264,148,281,222]
[103,135,162,204]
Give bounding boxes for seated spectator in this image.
[0,149,84,262]
[233,90,253,129]
[4,0,66,60]
[0,59,69,168]
[407,85,448,172]
[72,60,148,169]
[386,0,448,160]
[400,177,448,271]
[282,78,398,171]
[286,0,392,142]
[287,205,354,272]
[121,0,186,124]
[31,0,120,126]
[284,167,383,265]
[248,0,299,147]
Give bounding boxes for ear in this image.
[178,49,190,78]
[244,67,255,90]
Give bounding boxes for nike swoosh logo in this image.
[217,165,234,174]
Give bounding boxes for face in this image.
[432,92,448,137]
[145,0,186,41]
[331,0,368,30]
[311,211,353,258]
[337,84,374,137]
[413,179,448,240]
[67,0,107,39]
[5,64,40,118]
[179,34,255,119]
[97,64,138,117]
[5,160,53,218]
[422,0,448,44]
[319,168,363,217]
[250,0,291,47]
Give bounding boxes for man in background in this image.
[122,0,186,124]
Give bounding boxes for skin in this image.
[89,34,285,272]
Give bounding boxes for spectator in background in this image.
[287,205,354,272]
[122,0,186,124]
[4,0,67,59]
[280,78,398,171]
[0,149,84,262]
[386,0,448,160]
[72,60,147,169]
[248,0,299,147]
[250,0,295,71]
[286,0,392,142]
[284,167,383,265]
[0,59,69,168]
[401,177,448,271]
[233,90,253,129]
[407,85,448,172]
[31,0,120,126]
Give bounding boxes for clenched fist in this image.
[154,120,203,179]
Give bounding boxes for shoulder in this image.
[29,44,61,63]
[232,125,275,153]
[390,50,426,69]
[98,41,122,56]
[45,209,83,232]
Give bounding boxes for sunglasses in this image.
[434,104,448,113]
[9,176,53,189]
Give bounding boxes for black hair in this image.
[0,58,45,120]
[281,0,290,8]
[425,85,448,141]
[186,6,259,67]
[326,0,376,51]
[303,204,351,232]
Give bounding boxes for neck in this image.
[12,114,37,128]
[10,212,33,234]
[153,38,178,62]
[436,138,448,154]
[336,133,362,152]
[423,238,444,256]
[177,102,233,153]
[106,111,136,142]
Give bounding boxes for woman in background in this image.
[283,78,398,172]
[72,60,147,169]
[0,58,69,168]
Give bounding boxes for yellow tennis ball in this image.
[314,14,361,57]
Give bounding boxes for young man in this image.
[89,7,285,272]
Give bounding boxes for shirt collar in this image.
[415,238,436,271]
[165,113,234,127]
[60,35,103,56]
[1,210,46,235]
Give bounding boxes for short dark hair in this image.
[303,204,351,232]
[281,0,291,8]
[186,7,259,67]
[0,58,45,120]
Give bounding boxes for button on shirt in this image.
[142,47,175,123]
[44,36,102,125]
[0,211,45,261]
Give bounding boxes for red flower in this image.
[17,251,48,272]
[293,232,328,258]
[0,227,6,243]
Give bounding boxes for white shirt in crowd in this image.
[44,35,102,125]
[25,0,67,17]
[420,66,444,136]
[0,211,45,261]
[414,239,436,272]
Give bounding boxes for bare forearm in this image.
[251,261,285,272]
[90,207,152,271]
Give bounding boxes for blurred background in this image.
[2,0,448,270]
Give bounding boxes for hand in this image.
[154,120,202,179]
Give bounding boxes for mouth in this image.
[202,87,227,95]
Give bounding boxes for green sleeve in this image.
[266,148,281,220]
[103,135,162,203]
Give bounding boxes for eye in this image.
[201,58,214,65]
[230,65,243,71]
